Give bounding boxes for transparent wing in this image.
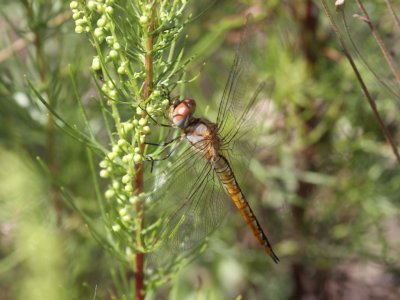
[216,16,252,135]
[144,139,229,269]
[216,17,274,155]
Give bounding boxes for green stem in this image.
[24,1,63,222]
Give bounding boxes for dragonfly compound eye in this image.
[171,98,196,128]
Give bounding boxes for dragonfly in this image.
[146,20,279,265]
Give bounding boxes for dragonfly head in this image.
[170,98,197,128]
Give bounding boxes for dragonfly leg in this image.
[144,135,180,147]
[145,151,172,172]
[145,137,182,172]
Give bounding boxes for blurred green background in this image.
[1,0,400,299]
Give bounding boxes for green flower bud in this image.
[109,49,118,58]
[112,181,120,189]
[106,36,113,44]
[119,207,127,216]
[113,42,121,50]
[122,174,131,184]
[139,15,148,24]
[146,105,154,113]
[117,139,127,147]
[107,151,117,160]
[122,153,133,163]
[133,153,142,163]
[75,25,84,34]
[105,189,115,199]
[100,169,110,178]
[142,126,151,134]
[99,160,108,168]
[101,83,109,93]
[94,27,104,38]
[70,1,78,9]
[87,1,96,10]
[97,3,105,13]
[117,66,126,74]
[107,80,114,88]
[124,123,133,131]
[109,89,117,98]
[122,215,131,222]
[112,224,121,232]
[112,144,119,153]
[129,196,138,204]
[91,57,101,70]
[97,17,106,27]
[105,6,113,14]
[124,184,133,192]
[138,118,147,126]
[76,18,86,26]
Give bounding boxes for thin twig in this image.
[320,0,400,164]
[341,7,399,99]
[384,0,400,30]
[356,0,400,84]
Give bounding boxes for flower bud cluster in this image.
[70,0,191,261]
[99,133,147,231]
[71,0,115,35]
[100,78,118,100]
[71,0,126,87]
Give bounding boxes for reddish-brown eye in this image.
[171,98,196,128]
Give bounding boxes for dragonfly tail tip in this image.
[268,249,280,264]
[272,254,280,264]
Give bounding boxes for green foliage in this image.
[1,0,400,299]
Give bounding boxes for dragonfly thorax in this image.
[185,119,221,161]
[170,98,197,128]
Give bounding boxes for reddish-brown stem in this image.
[134,170,144,300]
[134,3,156,300]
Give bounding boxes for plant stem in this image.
[384,0,400,29]
[320,0,400,164]
[356,0,400,84]
[134,3,156,299]
[23,1,63,222]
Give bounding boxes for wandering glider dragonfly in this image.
[146,19,279,265]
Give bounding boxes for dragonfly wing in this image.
[216,17,251,135]
[144,142,229,268]
[215,17,274,166]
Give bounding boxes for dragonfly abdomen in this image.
[213,155,280,263]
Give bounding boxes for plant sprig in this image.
[68,0,202,295]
